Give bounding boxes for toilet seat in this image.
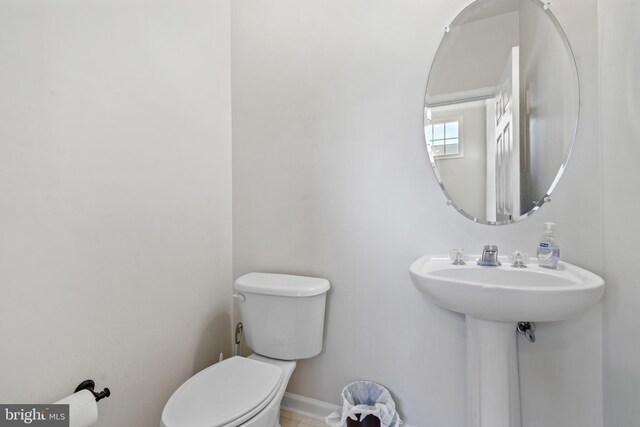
[161,356,283,427]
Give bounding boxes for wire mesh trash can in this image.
[325,381,402,427]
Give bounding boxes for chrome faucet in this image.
[477,244,502,266]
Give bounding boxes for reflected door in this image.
[492,47,520,222]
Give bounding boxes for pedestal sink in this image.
[409,255,604,427]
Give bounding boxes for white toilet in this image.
[161,272,330,427]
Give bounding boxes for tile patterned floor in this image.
[280,409,326,427]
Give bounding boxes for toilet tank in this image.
[234,273,330,360]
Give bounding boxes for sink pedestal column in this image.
[466,317,521,427]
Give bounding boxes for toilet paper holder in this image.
[74,380,111,402]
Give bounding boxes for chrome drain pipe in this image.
[517,322,536,343]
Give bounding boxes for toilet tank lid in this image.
[234,273,330,297]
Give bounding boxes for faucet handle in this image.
[510,250,529,268]
[450,249,468,265]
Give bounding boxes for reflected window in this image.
[426,118,463,159]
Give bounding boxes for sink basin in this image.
[410,255,605,427]
[410,256,604,322]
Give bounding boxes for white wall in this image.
[600,0,640,425]
[0,1,232,426]
[231,0,602,426]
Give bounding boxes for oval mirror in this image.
[425,0,579,225]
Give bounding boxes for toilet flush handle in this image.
[233,293,246,303]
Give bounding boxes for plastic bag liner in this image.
[325,381,402,427]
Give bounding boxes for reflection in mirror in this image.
[425,0,579,225]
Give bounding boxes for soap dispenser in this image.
[537,222,560,269]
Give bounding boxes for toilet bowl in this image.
[161,354,295,427]
[161,273,330,427]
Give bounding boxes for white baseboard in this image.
[281,392,340,422]
[280,392,417,427]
